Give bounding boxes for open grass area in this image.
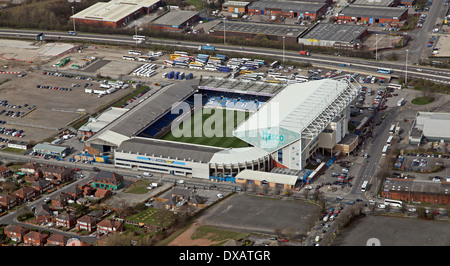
[161,108,250,148]
[124,180,152,194]
[126,208,175,228]
[191,225,248,245]
[411,96,435,105]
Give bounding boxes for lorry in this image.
[299,50,310,56]
[199,45,215,51]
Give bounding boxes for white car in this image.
[217,193,223,198]
[408,208,417,212]
[177,180,184,184]
[378,204,386,209]
[143,172,153,177]
[416,68,423,72]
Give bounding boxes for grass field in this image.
[161,108,250,148]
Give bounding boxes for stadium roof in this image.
[209,147,269,165]
[117,137,222,163]
[233,79,359,153]
[299,23,367,43]
[199,77,287,97]
[79,107,128,133]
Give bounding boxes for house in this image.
[66,237,86,246]
[31,179,54,194]
[97,219,123,234]
[66,186,83,200]
[95,188,112,198]
[19,161,40,175]
[162,188,206,210]
[76,215,98,232]
[78,183,95,196]
[46,234,68,246]
[40,164,72,184]
[14,186,36,203]
[4,224,30,242]
[34,204,53,224]
[0,194,19,210]
[0,166,12,178]
[23,231,48,246]
[51,192,71,209]
[56,212,77,229]
[91,171,124,190]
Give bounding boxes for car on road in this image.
[217,193,223,198]
[93,167,100,172]
[143,172,153,177]
[346,201,355,205]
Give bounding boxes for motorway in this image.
[1,28,450,84]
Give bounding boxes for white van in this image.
[143,172,153,177]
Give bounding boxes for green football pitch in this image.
[161,108,250,148]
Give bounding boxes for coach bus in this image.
[387,135,394,145]
[382,145,388,156]
[361,180,369,192]
[384,199,402,207]
[133,35,146,41]
[377,68,392,74]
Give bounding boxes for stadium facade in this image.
[84,77,359,186]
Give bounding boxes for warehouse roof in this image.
[338,5,408,19]
[117,137,222,163]
[222,1,251,7]
[211,21,308,38]
[152,10,199,27]
[351,0,397,6]
[414,112,450,140]
[299,23,367,43]
[249,0,327,12]
[79,107,128,133]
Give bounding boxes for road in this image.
[1,29,450,84]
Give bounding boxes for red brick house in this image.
[46,234,68,246]
[52,192,71,209]
[66,237,86,246]
[95,188,112,199]
[40,164,72,185]
[4,224,30,242]
[34,204,53,224]
[31,179,53,194]
[23,231,48,246]
[56,212,77,229]
[78,183,95,196]
[14,186,36,203]
[66,186,83,200]
[20,161,41,175]
[0,166,12,178]
[97,219,123,234]
[0,194,19,210]
[76,215,98,232]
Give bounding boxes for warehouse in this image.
[70,0,161,28]
[351,0,399,6]
[409,112,450,145]
[297,23,368,49]
[150,10,200,31]
[222,1,251,13]
[336,5,408,24]
[382,178,450,205]
[78,107,129,141]
[247,0,328,20]
[209,21,308,43]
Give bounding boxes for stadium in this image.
[85,76,360,188]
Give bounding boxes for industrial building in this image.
[247,0,328,20]
[336,5,408,24]
[78,107,129,141]
[382,178,450,205]
[70,0,161,28]
[209,21,308,44]
[409,112,450,145]
[297,23,368,49]
[149,10,200,31]
[222,1,251,13]
[351,0,399,7]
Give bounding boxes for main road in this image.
[1,29,450,84]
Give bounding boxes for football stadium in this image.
[85,76,360,188]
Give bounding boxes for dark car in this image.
[93,167,101,172]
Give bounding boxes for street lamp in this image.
[405,49,409,85]
[375,33,378,61]
[282,36,285,62]
[71,6,76,33]
[223,17,226,45]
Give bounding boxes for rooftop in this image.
[249,0,327,12]
[338,5,408,19]
[236,169,299,185]
[351,0,397,6]
[151,10,199,26]
[211,21,308,38]
[415,112,450,140]
[299,23,367,43]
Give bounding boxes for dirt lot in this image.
[332,215,450,246]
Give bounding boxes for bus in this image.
[122,55,136,61]
[377,68,392,74]
[384,199,402,207]
[387,135,394,145]
[270,61,279,68]
[133,35,146,41]
[128,50,142,55]
[389,124,396,134]
[382,145,388,155]
[361,180,369,192]
[397,98,405,107]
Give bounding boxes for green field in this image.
[161,108,250,148]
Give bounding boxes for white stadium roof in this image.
[235,169,299,186]
[233,79,359,153]
[209,147,269,165]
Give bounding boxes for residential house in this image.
[34,204,53,224]
[97,219,123,234]
[46,234,68,246]
[31,179,53,194]
[51,192,71,209]
[23,231,48,246]
[78,183,95,196]
[14,186,36,203]
[91,171,124,190]
[19,161,41,175]
[95,188,112,198]
[56,212,77,229]
[66,186,83,200]
[76,215,98,232]
[0,194,19,210]
[4,224,30,242]
[40,164,72,185]
[66,237,86,246]
[0,166,12,178]
[162,188,206,210]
